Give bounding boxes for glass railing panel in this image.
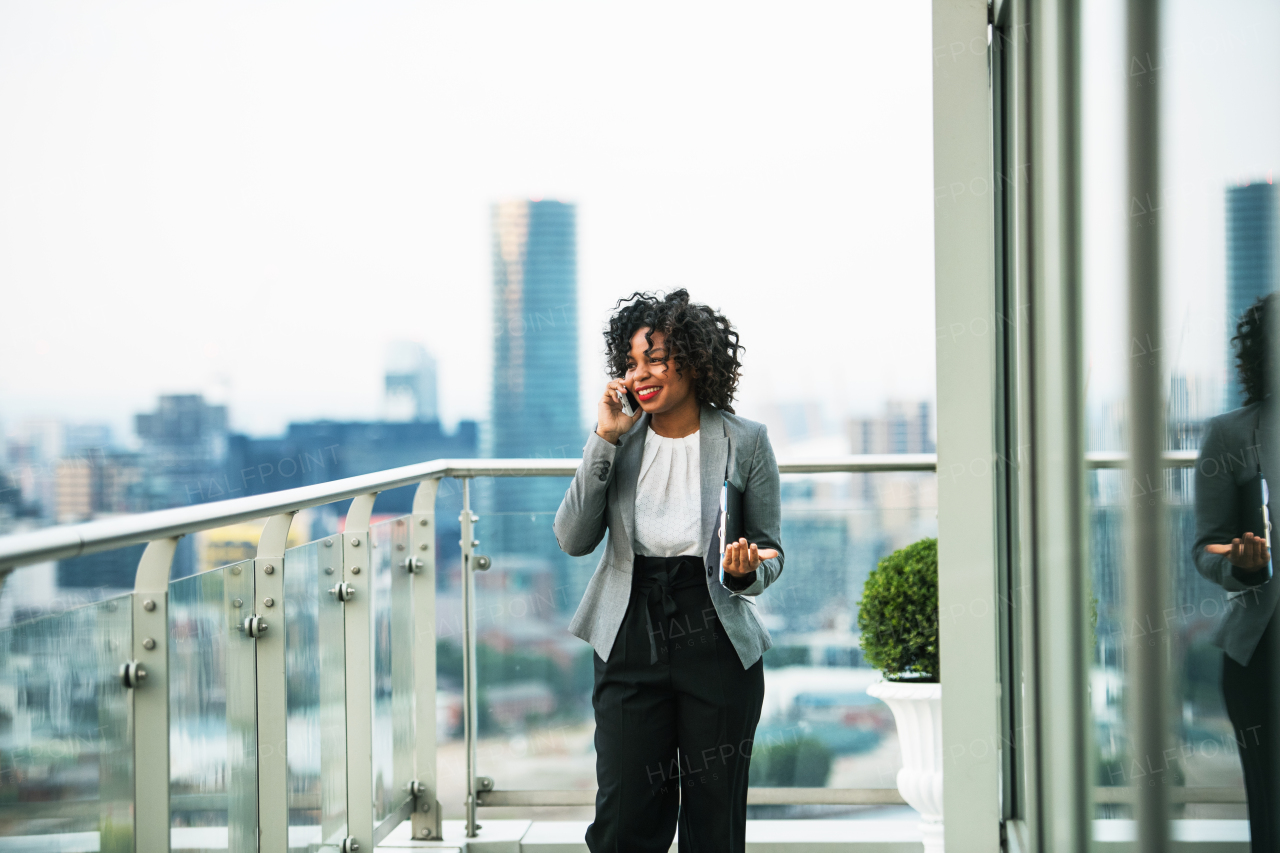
[284,538,348,852]
[169,561,257,852]
[455,502,602,815]
[756,501,934,802]
[0,594,134,847]
[466,475,935,819]
[369,516,414,824]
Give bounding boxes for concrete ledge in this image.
[375,818,1254,853]
[377,819,923,853]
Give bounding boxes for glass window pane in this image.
[1082,0,1277,826]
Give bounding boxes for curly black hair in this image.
[604,289,744,413]
[1232,294,1274,406]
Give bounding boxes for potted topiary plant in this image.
[858,537,943,853]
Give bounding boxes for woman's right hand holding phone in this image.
[1207,532,1271,572]
[596,379,641,445]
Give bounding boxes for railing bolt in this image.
[142,638,156,650]
[120,661,147,688]
[233,598,243,608]
[351,566,361,575]
[419,518,430,526]
[325,566,335,574]
[471,514,479,523]
[351,538,361,547]
[264,597,275,608]
[263,564,274,575]
[420,543,429,551]
[231,565,241,575]
[142,599,156,612]
[472,539,480,547]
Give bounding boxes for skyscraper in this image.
[1225,182,1277,407]
[488,200,583,584]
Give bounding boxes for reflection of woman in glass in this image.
[1193,294,1277,850]
[554,289,784,853]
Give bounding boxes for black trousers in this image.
[1224,615,1280,852]
[586,554,765,853]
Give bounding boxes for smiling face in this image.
[624,327,696,415]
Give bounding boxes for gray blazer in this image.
[553,404,784,669]
[1192,400,1279,665]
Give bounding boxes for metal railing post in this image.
[459,479,481,837]
[1125,1,1169,851]
[131,537,178,853]
[343,494,378,851]
[410,478,443,841]
[255,512,296,853]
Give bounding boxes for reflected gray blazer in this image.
[554,404,784,669]
[1192,400,1279,665]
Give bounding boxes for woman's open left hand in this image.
[722,538,779,578]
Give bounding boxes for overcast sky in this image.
[1,1,1274,451]
[0,1,936,445]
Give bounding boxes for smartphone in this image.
[617,387,640,417]
[1264,477,1274,580]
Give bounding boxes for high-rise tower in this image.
[1225,182,1277,407]
[488,200,583,582]
[491,200,581,461]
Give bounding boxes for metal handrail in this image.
[0,450,1202,573]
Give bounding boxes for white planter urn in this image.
[866,680,943,853]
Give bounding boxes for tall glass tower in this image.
[1225,182,1277,407]
[488,200,584,590]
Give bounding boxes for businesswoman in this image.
[554,289,783,853]
[1193,293,1280,851]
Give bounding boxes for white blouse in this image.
[633,426,702,557]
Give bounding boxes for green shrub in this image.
[856,538,939,681]
[748,736,833,787]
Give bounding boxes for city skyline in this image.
[1,0,1275,440]
[0,1,938,441]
